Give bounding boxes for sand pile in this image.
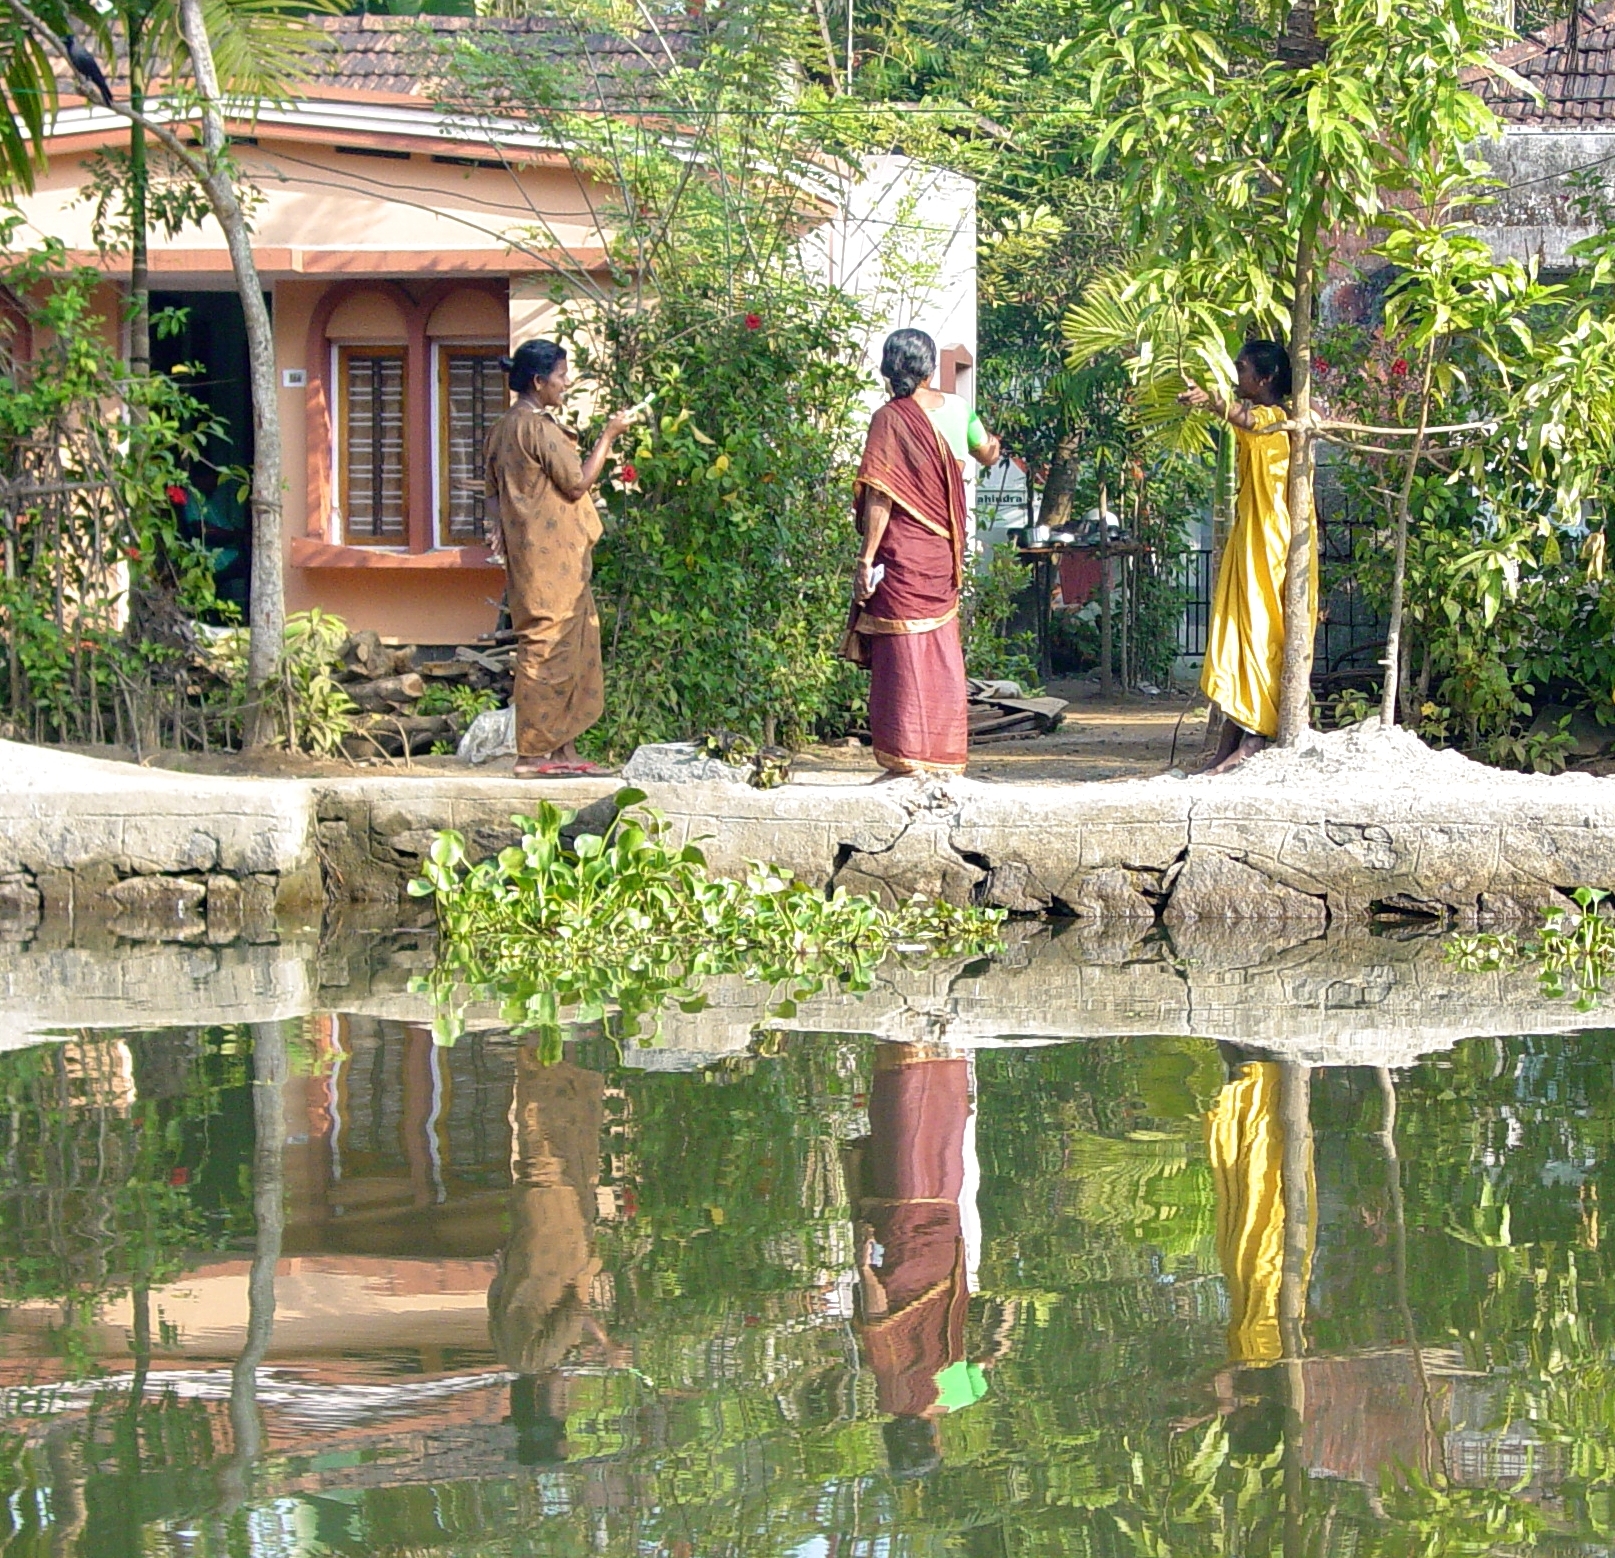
[1200,719,1602,793]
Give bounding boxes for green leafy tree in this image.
[434,0,888,750]
[1058,0,1518,741]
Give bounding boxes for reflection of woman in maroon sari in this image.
[852,1041,999,1479]
[850,330,1001,779]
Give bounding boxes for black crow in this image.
[62,33,113,107]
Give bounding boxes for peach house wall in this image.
[15,137,619,645]
[282,278,508,643]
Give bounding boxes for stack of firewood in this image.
[333,630,516,757]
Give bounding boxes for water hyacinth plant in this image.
[408,789,1004,1049]
[1448,886,1615,1008]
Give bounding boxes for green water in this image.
[3,1017,1615,1556]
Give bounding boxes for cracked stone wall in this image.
[9,732,1615,944]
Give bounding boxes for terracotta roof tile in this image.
[52,14,693,107]
[306,14,693,105]
[1477,1,1615,125]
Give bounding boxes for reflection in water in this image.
[1207,1054,1304,1458]
[850,1042,991,1479]
[7,1018,1615,1552]
[488,1051,609,1465]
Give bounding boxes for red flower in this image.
[1392,358,1409,377]
[620,462,638,484]
[1314,357,1330,375]
[744,313,762,330]
[124,545,142,562]
[165,484,187,506]
[168,1166,189,1187]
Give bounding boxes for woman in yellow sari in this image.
[1180,341,1317,774]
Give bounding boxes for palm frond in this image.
[0,23,55,195]
[150,0,341,108]
[1061,270,1239,456]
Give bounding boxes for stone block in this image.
[106,874,207,942]
[205,874,244,944]
[621,742,752,786]
[242,875,278,943]
[1163,849,1329,931]
[981,860,1051,911]
[0,875,41,940]
[834,819,985,907]
[123,820,218,875]
[1062,866,1159,921]
[1494,822,1615,894]
[35,870,74,924]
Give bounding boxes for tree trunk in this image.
[221,1020,285,1514]
[1036,427,1083,530]
[176,0,283,747]
[127,34,149,379]
[1379,352,1434,727]
[1276,207,1319,746]
[1278,1060,1313,1558]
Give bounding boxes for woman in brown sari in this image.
[851,330,1001,778]
[485,340,635,778]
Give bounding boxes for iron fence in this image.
[1175,513,1388,681]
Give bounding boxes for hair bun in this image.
[498,356,515,371]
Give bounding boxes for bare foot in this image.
[1204,732,1268,775]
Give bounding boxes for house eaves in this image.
[40,97,570,165]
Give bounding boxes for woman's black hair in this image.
[502,338,567,395]
[881,328,937,400]
[1238,339,1293,400]
[884,1415,943,1480]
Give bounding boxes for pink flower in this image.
[1392,358,1409,377]
[621,462,639,483]
[744,313,762,330]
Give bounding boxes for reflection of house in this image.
[10,21,977,643]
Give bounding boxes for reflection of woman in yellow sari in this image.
[1207,1059,1288,1364]
[1205,1053,1316,1457]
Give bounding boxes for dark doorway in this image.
[151,288,263,613]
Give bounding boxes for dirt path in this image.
[798,677,1210,783]
[50,677,1210,785]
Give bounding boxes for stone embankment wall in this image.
[0,921,1598,1066]
[6,726,1615,943]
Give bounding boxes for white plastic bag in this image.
[457,704,515,765]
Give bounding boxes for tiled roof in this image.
[307,14,693,104]
[52,14,693,107]
[1477,1,1615,125]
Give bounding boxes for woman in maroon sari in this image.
[850,330,1001,778]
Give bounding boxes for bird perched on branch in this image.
[62,33,113,107]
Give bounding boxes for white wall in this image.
[806,153,979,459]
[824,154,976,381]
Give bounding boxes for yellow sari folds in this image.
[1200,405,1318,740]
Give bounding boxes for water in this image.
[4,973,1615,1554]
